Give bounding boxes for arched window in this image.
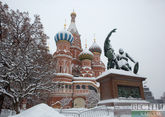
[60,66,62,73]
[69,85,72,89]
[65,85,68,89]
[76,85,80,89]
[82,85,86,89]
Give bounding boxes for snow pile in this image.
[9,103,65,117]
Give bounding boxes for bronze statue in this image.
[104,29,119,70]
[104,29,139,74]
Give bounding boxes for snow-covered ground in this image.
[4,103,163,117]
[1,104,115,117]
[9,103,65,117]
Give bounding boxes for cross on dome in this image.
[94,33,96,42]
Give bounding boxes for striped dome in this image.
[54,30,74,44]
[89,42,102,54]
[79,48,94,60]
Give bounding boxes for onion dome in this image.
[79,48,94,60]
[71,11,76,16]
[89,41,102,54]
[54,30,74,44]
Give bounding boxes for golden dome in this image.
[71,10,76,16]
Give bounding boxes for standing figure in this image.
[104,29,119,69]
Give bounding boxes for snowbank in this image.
[9,103,65,117]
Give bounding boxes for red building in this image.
[48,11,105,108]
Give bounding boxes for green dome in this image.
[79,48,93,60]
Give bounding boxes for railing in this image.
[0,109,15,117]
[59,105,113,117]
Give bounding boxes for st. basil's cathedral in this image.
[48,11,105,108]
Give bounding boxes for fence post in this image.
[78,113,80,117]
[105,105,109,116]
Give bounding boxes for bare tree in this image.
[52,97,72,112]
[86,90,100,108]
[161,92,165,102]
[0,2,56,114]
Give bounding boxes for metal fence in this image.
[59,105,113,117]
[0,109,16,117]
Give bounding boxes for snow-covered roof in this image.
[96,69,146,80]
[68,22,79,34]
[73,77,96,80]
[73,81,100,87]
[82,66,92,70]
[10,103,65,117]
[89,42,102,53]
[79,48,94,60]
[99,98,149,104]
[55,73,73,78]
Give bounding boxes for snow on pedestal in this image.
[9,103,65,117]
[96,69,146,80]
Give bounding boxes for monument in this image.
[97,29,147,106]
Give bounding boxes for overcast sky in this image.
[2,0,165,99]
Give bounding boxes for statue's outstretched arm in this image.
[106,29,117,41]
[104,28,117,57]
[126,53,136,63]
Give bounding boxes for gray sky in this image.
[2,0,165,99]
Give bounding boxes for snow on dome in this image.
[10,103,65,117]
[89,42,102,54]
[54,29,74,44]
[79,48,94,60]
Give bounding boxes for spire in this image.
[68,10,79,34]
[85,39,87,48]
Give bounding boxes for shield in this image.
[133,62,139,74]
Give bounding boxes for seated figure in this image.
[117,48,135,71]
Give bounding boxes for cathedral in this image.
[48,11,105,108]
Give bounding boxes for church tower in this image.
[68,11,82,77]
[89,38,105,77]
[53,29,73,75]
[50,27,74,108]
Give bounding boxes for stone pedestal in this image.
[97,69,147,106]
